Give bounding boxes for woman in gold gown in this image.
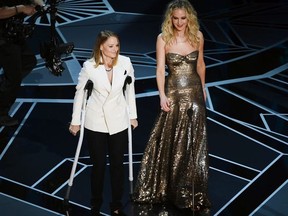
[133,0,210,213]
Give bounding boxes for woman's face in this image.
[171,8,188,32]
[100,36,119,60]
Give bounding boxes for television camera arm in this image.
[33,0,74,76]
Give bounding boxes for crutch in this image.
[123,75,134,195]
[127,111,133,195]
[63,79,93,216]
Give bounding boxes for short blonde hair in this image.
[91,30,120,68]
[161,0,200,47]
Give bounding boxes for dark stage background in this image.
[0,0,288,215]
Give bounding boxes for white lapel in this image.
[111,64,127,93]
[99,65,112,92]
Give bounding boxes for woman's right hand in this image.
[160,95,170,112]
[17,5,37,16]
[69,124,80,136]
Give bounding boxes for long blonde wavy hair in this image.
[161,0,200,47]
[91,30,120,68]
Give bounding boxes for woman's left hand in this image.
[69,124,80,136]
[130,119,138,129]
[203,88,207,101]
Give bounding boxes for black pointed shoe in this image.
[111,209,127,216]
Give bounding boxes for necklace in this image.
[105,67,113,72]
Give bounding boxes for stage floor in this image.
[1,0,288,215]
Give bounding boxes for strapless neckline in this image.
[166,50,198,57]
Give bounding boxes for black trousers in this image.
[85,128,128,212]
[0,41,36,116]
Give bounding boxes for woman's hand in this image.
[203,88,207,102]
[69,124,80,136]
[160,95,170,112]
[130,119,138,129]
[17,5,36,16]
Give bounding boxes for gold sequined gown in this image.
[133,51,210,210]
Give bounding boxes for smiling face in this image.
[100,36,119,60]
[171,8,188,32]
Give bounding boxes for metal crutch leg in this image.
[123,76,134,196]
[128,113,133,196]
[63,80,93,216]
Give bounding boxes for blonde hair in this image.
[91,30,120,67]
[161,0,200,47]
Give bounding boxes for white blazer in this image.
[71,55,137,135]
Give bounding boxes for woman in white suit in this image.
[69,30,138,216]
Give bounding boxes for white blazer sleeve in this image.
[125,59,138,120]
[71,61,91,125]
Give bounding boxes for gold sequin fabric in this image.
[133,51,210,210]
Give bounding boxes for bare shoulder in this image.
[197,31,204,40]
[157,33,164,42]
[156,33,165,46]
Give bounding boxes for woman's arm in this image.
[156,34,170,112]
[0,5,36,19]
[196,31,207,100]
[126,59,138,129]
[69,61,90,135]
